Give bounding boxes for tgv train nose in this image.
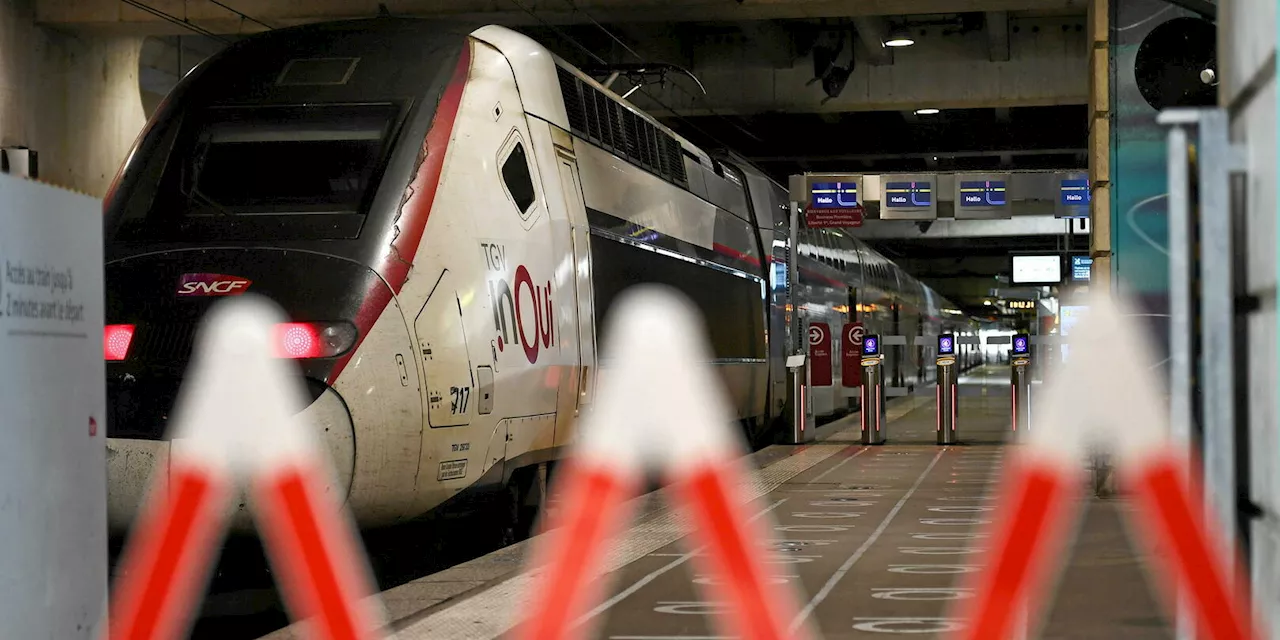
[106,386,357,535]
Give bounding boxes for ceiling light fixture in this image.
[884,29,915,47]
[915,108,940,115]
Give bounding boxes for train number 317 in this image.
[450,386,471,414]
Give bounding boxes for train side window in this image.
[499,135,537,216]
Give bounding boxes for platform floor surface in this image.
[589,367,1171,639]
[263,366,1173,639]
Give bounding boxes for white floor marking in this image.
[807,446,872,483]
[391,443,845,640]
[788,449,946,631]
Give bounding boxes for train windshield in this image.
[111,102,403,243]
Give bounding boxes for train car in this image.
[100,18,976,541]
[725,157,979,418]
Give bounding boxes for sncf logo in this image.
[177,273,253,297]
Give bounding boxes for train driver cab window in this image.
[499,131,538,218]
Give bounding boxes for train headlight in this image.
[273,322,358,359]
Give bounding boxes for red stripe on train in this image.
[326,40,473,384]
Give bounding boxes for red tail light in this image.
[104,324,136,361]
[272,322,357,359]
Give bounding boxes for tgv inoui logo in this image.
[177,273,253,297]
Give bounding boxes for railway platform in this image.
[259,365,1170,639]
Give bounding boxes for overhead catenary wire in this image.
[118,0,231,43]
[205,0,274,31]
[506,0,736,150]
[557,0,765,145]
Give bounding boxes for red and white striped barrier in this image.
[949,291,1257,640]
[106,296,385,640]
[515,286,813,640]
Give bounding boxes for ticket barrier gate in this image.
[787,353,816,444]
[1011,333,1032,433]
[936,334,958,445]
[860,334,886,445]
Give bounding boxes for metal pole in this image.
[1160,110,1195,640]
[788,200,802,356]
[1197,111,1238,560]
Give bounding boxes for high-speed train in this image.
[101,18,977,538]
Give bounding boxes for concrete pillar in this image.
[1086,0,1117,499]
[0,0,147,197]
[1087,0,1111,296]
[1220,0,1277,632]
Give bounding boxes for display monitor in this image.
[884,181,933,208]
[938,334,955,355]
[1012,334,1030,355]
[1071,255,1092,281]
[958,180,1007,207]
[810,182,858,208]
[1061,178,1090,205]
[862,334,880,356]
[1012,255,1062,284]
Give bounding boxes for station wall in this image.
[1107,0,1205,370]
[0,0,146,197]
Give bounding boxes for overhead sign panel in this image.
[1055,171,1090,218]
[954,172,1012,219]
[879,173,937,220]
[790,173,865,228]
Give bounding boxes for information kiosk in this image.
[860,334,886,444]
[936,334,959,444]
[1011,333,1032,432]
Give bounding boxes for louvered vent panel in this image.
[553,65,690,189]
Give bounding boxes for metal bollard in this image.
[936,334,959,445]
[860,334,886,445]
[1010,333,1032,434]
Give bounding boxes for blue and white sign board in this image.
[788,173,866,228]
[1071,255,1092,281]
[1055,171,1091,218]
[953,172,1012,219]
[0,175,106,639]
[879,173,938,220]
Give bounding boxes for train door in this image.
[552,145,597,446]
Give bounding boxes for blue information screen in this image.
[810,182,858,208]
[863,335,880,356]
[884,181,932,208]
[1061,179,1090,205]
[938,334,955,355]
[1012,334,1030,355]
[1071,255,1092,281]
[959,180,1007,207]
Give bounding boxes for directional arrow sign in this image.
[948,290,1257,640]
[106,296,385,640]
[515,285,814,640]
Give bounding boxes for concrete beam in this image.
[854,216,1077,239]
[36,0,1088,34]
[633,17,1087,115]
[851,16,893,65]
[985,11,1010,61]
